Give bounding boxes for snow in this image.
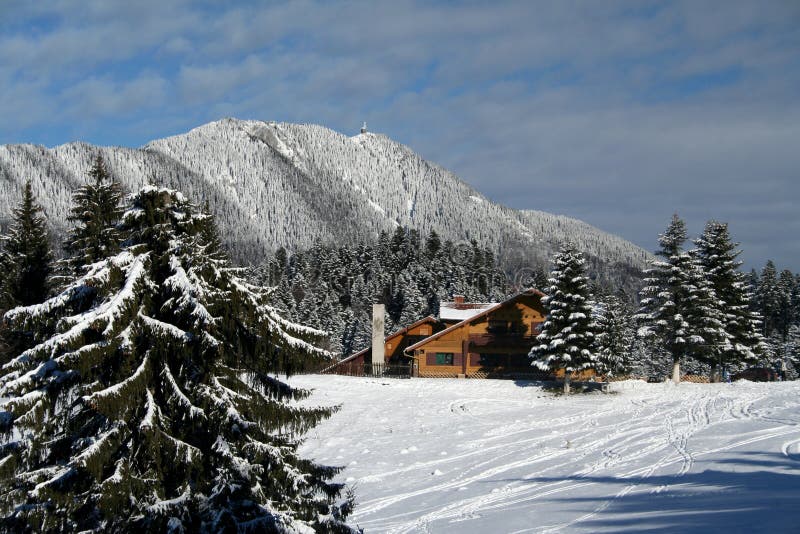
[438,304,493,322]
[0,118,651,273]
[83,354,149,404]
[367,198,386,215]
[139,390,157,431]
[290,375,800,533]
[139,312,193,342]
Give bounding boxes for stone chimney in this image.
[371,304,385,365]
[453,295,466,308]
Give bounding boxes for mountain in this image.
[0,118,649,287]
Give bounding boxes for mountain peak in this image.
[0,119,649,290]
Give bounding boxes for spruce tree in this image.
[691,221,764,378]
[0,186,354,532]
[398,279,426,328]
[756,260,780,337]
[0,181,53,309]
[63,155,124,277]
[636,215,724,383]
[594,294,635,377]
[777,269,796,342]
[530,242,599,393]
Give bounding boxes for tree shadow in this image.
[487,452,800,532]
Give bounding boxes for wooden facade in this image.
[405,290,546,378]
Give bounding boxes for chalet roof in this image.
[403,288,545,354]
[439,302,493,322]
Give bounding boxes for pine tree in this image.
[63,155,125,277]
[756,260,780,337]
[0,181,53,309]
[317,294,343,354]
[530,242,599,393]
[338,308,359,357]
[594,294,635,377]
[398,275,426,328]
[636,215,724,383]
[691,221,764,379]
[424,230,441,260]
[777,269,795,342]
[0,186,354,532]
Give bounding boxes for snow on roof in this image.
[438,303,493,322]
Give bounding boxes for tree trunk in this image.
[710,362,718,383]
[672,360,681,384]
[563,372,571,395]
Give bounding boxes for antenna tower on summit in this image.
[360,121,368,134]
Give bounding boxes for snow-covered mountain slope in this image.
[291,375,800,533]
[0,118,649,275]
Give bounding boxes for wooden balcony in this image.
[468,333,538,349]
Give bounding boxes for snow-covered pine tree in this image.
[691,221,764,377]
[684,260,728,373]
[594,294,636,377]
[0,180,53,309]
[317,294,343,354]
[0,186,354,532]
[62,155,125,278]
[636,214,724,383]
[756,260,780,337]
[397,273,426,328]
[530,242,599,393]
[338,308,358,358]
[777,269,796,343]
[424,230,441,260]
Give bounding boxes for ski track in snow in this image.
[290,376,800,533]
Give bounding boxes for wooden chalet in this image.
[406,289,546,378]
[325,289,548,378]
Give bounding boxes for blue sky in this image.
[1,0,799,271]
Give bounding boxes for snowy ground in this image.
[289,375,800,533]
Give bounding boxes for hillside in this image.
[0,119,649,282]
[291,375,800,533]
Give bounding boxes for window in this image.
[435,352,454,365]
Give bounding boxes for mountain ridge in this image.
[0,118,650,289]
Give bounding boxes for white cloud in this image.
[0,0,798,270]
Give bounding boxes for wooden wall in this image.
[412,294,546,378]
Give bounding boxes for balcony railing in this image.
[468,333,538,348]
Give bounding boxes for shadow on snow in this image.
[486,451,800,532]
